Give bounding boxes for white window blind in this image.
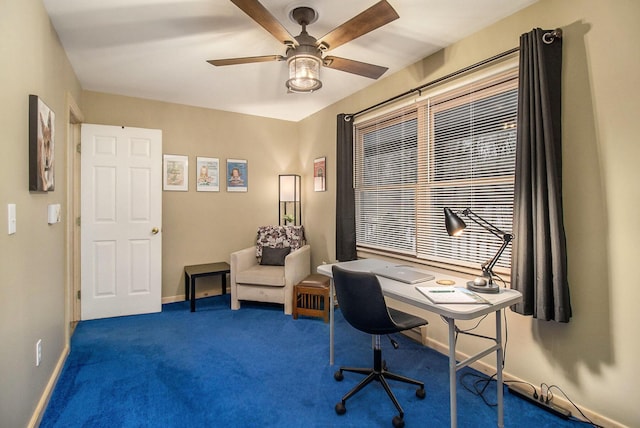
[355,109,418,254]
[355,68,518,273]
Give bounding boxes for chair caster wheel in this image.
[335,402,346,415]
[392,415,405,428]
[416,387,426,399]
[334,371,344,381]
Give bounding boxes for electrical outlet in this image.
[36,339,42,366]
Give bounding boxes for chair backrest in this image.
[255,225,306,258]
[332,265,399,335]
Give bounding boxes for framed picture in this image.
[314,156,326,192]
[226,159,247,192]
[196,157,220,192]
[29,95,55,192]
[163,154,188,191]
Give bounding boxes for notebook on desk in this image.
[371,265,435,284]
[415,286,491,304]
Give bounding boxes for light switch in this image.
[8,204,16,234]
[48,204,61,225]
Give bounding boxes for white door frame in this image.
[65,92,83,343]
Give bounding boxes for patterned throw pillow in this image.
[255,225,306,259]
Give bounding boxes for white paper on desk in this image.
[415,286,490,304]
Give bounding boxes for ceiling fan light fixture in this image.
[286,54,322,93]
[209,0,399,92]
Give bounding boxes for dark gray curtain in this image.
[511,28,571,322]
[336,114,357,261]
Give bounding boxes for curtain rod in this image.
[349,46,519,119]
[348,28,562,120]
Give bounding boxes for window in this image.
[354,67,518,274]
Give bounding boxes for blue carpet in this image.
[41,295,584,427]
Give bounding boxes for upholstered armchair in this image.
[230,225,310,315]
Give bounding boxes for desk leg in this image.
[190,277,196,312]
[184,273,190,301]
[447,317,457,428]
[329,279,335,366]
[221,272,227,295]
[496,310,504,428]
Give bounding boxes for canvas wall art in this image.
[29,95,55,192]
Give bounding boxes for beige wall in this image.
[301,0,639,426]
[0,0,82,426]
[2,0,639,426]
[81,92,301,299]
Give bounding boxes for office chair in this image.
[331,266,428,428]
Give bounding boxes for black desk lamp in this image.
[444,207,513,294]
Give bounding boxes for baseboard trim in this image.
[162,290,226,305]
[28,344,70,428]
[400,325,428,345]
[162,295,185,304]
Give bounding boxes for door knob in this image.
[151,227,159,235]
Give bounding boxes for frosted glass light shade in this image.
[286,55,322,93]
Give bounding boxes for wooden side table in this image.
[293,274,331,323]
[184,262,230,312]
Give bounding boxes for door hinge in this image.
[76,217,81,226]
[77,290,81,300]
[76,143,81,154]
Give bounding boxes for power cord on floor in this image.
[387,335,400,349]
[461,375,605,427]
[460,371,499,407]
[545,384,604,427]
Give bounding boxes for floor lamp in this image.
[279,175,301,226]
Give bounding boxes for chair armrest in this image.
[231,246,258,278]
[284,244,311,287]
[230,246,258,311]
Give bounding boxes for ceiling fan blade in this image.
[231,0,297,45]
[207,55,285,66]
[316,0,399,51]
[324,56,388,79]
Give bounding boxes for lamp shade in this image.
[286,54,322,93]
[444,207,467,236]
[279,175,300,202]
[279,174,301,226]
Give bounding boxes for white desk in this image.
[317,259,522,428]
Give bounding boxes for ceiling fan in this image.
[207,0,399,93]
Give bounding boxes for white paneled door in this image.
[81,124,162,320]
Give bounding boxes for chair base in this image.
[334,342,425,427]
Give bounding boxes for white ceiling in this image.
[43,0,536,122]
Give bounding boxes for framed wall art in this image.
[314,156,326,192]
[163,154,188,191]
[29,95,55,192]
[226,159,247,192]
[196,157,220,192]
